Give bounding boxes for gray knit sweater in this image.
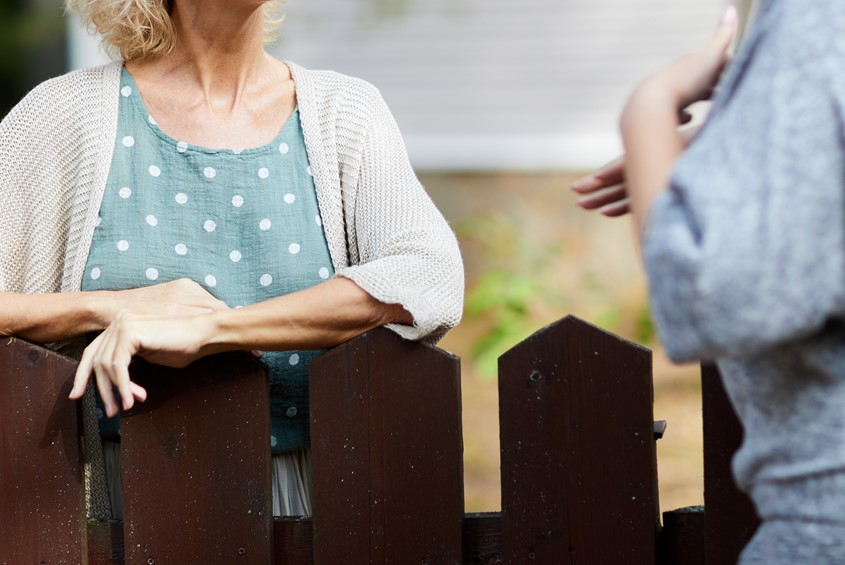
[644,0,845,523]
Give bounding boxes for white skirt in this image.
[103,441,312,520]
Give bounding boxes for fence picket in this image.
[701,364,760,565]
[120,353,273,564]
[0,338,85,565]
[498,315,658,564]
[310,328,464,564]
[0,318,761,565]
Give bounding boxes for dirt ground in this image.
[421,171,704,516]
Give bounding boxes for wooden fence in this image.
[0,316,758,564]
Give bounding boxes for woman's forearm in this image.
[0,278,230,344]
[203,277,413,354]
[0,291,116,343]
[620,83,686,241]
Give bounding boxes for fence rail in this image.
[0,316,758,564]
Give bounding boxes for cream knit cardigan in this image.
[0,61,464,518]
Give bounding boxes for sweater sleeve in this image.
[643,8,845,363]
[335,88,464,344]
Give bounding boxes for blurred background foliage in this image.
[0,0,65,119]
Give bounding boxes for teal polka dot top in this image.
[81,68,335,453]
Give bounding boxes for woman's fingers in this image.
[572,156,625,194]
[577,184,627,210]
[599,199,631,217]
[71,316,147,417]
[130,381,148,402]
[709,6,738,54]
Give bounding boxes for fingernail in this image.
[576,195,595,207]
[720,5,738,27]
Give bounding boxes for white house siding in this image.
[69,0,732,170]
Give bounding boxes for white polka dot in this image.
[149,165,161,177]
[270,435,278,448]
[205,275,217,287]
[232,195,244,208]
[148,114,157,126]
[176,141,188,153]
[260,274,272,287]
[315,215,322,227]
[146,267,159,280]
[307,166,313,176]
[232,148,244,155]
[288,243,301,254]
[319,267,330,279]
[175,193,188,204]
[229,250,242,263]
[91,267,101,280]
[289,353,300,366]
[146,215,158,227]
[203,220,216,232]
[118,187,132,199]
[121,86,132,97]
[174,243,188,256]
[258,167,269,179]
[259,219,272,231]
[116,240,129,252]
[279,143,290,155]
[122,136,135,147]
[203,167,216,179]
[284,193,296,204]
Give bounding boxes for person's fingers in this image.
[100,322,137,412]
[572,157,625,194]
[600,199,631,217]
[708,5,739,54]
[70,334,101,400]
[593,157,625,183]
[130,381,148,402]
[94,363,119,418]
[577,185,627,210]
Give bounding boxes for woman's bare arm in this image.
[71,277,413,417]
[0,278,228,343]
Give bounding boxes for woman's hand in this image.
[572,4,737,218]
[572,124,704,217]
[590,5,738,237]
[572,157,629,216]
[68,276,413,417]
[69,311,219,417]
[110,278,228,319]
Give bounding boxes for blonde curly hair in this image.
[66,0,284,61]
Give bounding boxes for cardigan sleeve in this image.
[334,89,464,344]
[642,8,845,363]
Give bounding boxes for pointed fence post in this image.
[498,316,658,564]
[0,338,85,565]
[120,353,273,564]
[310,328,464,565]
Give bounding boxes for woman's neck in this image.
[123,1,295,149]
[133,1,275,115]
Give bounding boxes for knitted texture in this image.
[0,61,463,518]
[643,0,845,532]
[289,63,464,342]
